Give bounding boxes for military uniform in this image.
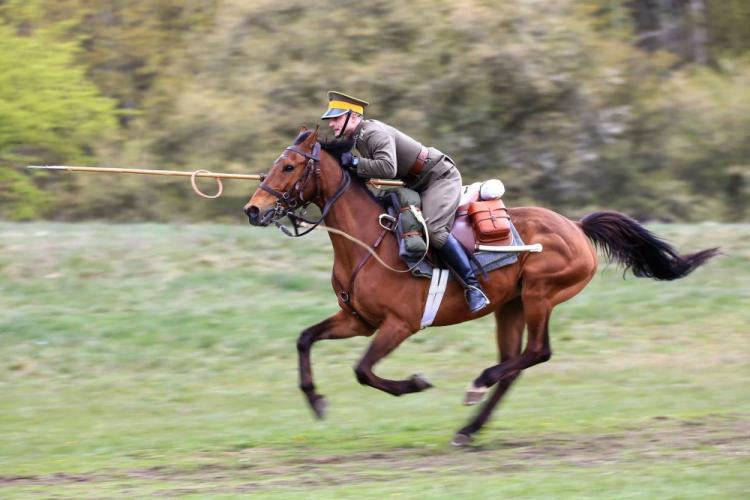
[321,91,489,312]
[352,119,461,249]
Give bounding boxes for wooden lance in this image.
[27,165,404,198]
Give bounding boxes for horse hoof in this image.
[311,397,328,420]
[464,383,488,406]
[411,373,434,391]
[451,433,473,447]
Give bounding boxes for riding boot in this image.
[436,234,490,313]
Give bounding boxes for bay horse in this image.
[243,128,718,445]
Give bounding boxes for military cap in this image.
[320,91,369,119]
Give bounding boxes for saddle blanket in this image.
[408,220,525,280]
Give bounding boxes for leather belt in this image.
[407,146,429,178]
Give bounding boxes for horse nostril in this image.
[245,205,260,224]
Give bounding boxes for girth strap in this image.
[332,226,389,327]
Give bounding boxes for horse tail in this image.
[579,211,719,281]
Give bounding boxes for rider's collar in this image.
[351,121,365,150]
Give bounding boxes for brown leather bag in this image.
[468,199,511,243]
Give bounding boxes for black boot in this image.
[436,235,490,313]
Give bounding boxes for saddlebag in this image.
[383,188,427,258]
[468,199,511,243]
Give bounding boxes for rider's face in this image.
[327,113,360,136]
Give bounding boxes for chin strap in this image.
[336,110,352,138]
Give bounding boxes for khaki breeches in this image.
[419,164,462,249]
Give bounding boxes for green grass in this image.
[1,221,748,498]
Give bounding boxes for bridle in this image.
[257,142,351,237]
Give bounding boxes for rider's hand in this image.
[340,152,359,171]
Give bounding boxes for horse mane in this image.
[292,130,381,205]
[293,130,354,160]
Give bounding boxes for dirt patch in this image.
[3,413,748,492]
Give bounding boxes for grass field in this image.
[1,221,748,498]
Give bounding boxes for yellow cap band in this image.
[327,100,364,115]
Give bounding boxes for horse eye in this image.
[283,164,295,172]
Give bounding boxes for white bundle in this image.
[479,179,505,200]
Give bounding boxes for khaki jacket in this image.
[354,120,452,186]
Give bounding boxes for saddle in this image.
[381,179,513,260]
[379,180,520,328]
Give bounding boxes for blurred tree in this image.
[0,0,217,127]
[0,0,747,221]
[626,0,750,64]
[0,21,116,220]
[150,0,683,217]
[658,62,750,220]
[705,0,750,57]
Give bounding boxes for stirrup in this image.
[465,285,490,312]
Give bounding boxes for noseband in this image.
[257,142,351,237]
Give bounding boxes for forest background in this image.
[1,0,748,223]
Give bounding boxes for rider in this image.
[320,91,490,313]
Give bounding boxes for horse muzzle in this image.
[244,205,276,226]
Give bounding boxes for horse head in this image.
[244,127,323,226]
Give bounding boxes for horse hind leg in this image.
[455,268,593,443]
[468,292,552,392]
[454,290,554,445]
[454,297,525,445]
[464,297,525,405]
[298,310,374,419]
[353,316,433,396]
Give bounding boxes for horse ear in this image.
[299,125,308,134]
[301,125,319,150]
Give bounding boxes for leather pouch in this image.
[468,199,511,243]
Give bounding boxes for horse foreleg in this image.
[455,298,525,445]
[297,310,374,419]
[353,317,432,396]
